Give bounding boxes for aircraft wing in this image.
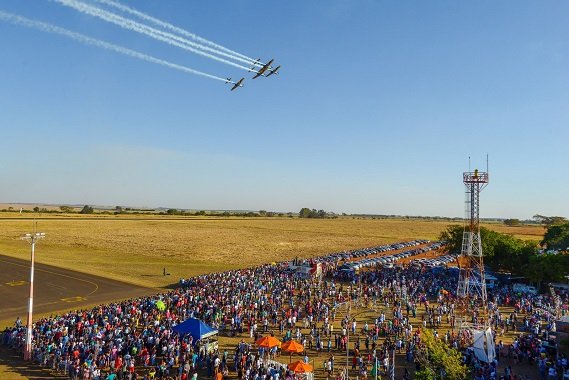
[266,65,281,77]
[230,78,244,91]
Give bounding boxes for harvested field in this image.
[0,216,543,288]
[484,224,545,241]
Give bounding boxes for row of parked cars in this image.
[410,254,455,268]
[311,239,431,265]
[340,241,448,271]
[347,239,431,259]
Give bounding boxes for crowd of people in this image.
[1,240,568,380]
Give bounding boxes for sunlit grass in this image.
[0,216,542,288]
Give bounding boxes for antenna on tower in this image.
[469,156,471,172]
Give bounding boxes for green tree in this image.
[414,369,436,380]
[439,225,538,272]
[79,205,94,214]
[533,214,568,227]
[33,206,40,212]
[59,205,74,213]
[503,218,521,226]
[439,225,501,258]
[541,223,569,250]
[415,329,468,380]
[524,254,569,288]
[299,208,330,218]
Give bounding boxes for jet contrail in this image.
[0,10,226,82]
[95,0,261,66]
[54,0,256,72]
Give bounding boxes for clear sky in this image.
[0,1,567,219]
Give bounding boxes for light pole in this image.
[20,231,45,360]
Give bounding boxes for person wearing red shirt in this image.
[114,355,123,372]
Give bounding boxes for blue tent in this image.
[172,318,218,341]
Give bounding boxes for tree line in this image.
[0,205,297,218]
[298,208,337,219]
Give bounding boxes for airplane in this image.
[265,65,281,77]
[225,77,245,91]
[252,59,275,79]
[249,58,261,70]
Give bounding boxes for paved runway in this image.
[0,254,156,325]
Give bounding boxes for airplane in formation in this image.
[225,77,245,91]
[265,65,281,77]
[250,59,280,79]
[225,59,279,91]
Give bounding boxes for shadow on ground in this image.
[0,346,65,379]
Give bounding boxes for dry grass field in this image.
[0,215,543,289]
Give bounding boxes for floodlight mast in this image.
[20,230,45,361]
[457,164,489,331]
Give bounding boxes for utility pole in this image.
[20,226,45,361]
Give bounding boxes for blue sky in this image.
[0,1,567,219]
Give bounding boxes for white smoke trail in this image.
[95,0,261,66]
[91,0,257,67]
[0,10,226,82]
[54,0,255,72]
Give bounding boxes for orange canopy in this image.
[281,340,304,353]
[255,336,281,348]
[288,361,313,373]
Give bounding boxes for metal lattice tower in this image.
[457,168,489,329]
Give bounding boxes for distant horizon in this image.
[0,201,561,221]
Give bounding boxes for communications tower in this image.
[456,165,489,330]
